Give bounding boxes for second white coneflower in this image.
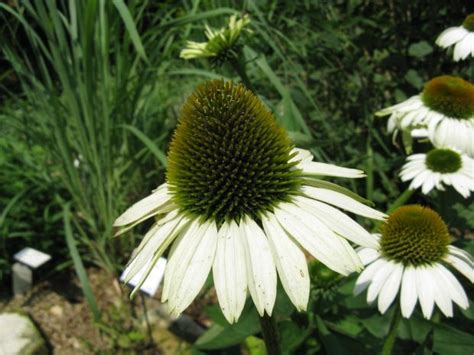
[436,14,474,61]
[114,80,386,323]
[355,205,473,319]
[376,76,474,156]
[400,147,474,198]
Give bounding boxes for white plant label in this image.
[14,248,51,269]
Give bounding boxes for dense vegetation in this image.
[1,1,472,353]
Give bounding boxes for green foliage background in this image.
[0,0,472,353]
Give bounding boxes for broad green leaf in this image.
[433,323,474,355]
[408,41,433,58]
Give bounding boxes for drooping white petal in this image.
[166,221,218,316]
[275,203,362,275]
[262,213,310,312]
[357,247,380,265]
[241,216,277,316]
[367,260,397,303]
[301,186,387,220]
[429,266,453,317]
[354,258,386,295]
[417,267,435,319]
[301,161,365,178]
[114,184,171,227]
[377,263,403,314]
[445,253,474,283]
[454,33,474,61]
[295,196,378,248]
[434,264,469,309]
[400,266,418,318]
[124,214,187,285]
[212,221,247,324]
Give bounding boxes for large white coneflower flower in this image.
[114,80,386,323]
[436,14,474,61]
[400,148,474,198]
[355,205,473,319]
[179,14,250,65]
[376,76,474,156]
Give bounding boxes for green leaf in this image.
[244,336,267,355]
[433,323,474,355]
[121,124,167,167]
[404,69,424,89]
[63,204,101,321]
[279,321,309,353]
[195,303,260,350]
[112,0,148,62]
[408,41,433,58]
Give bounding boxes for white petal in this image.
[302,186,387,220]
[436,26,468,47]
[212,221,247,323]
[263,213,310,312]
[400,266,418,318]
[241,216,277,316]
[295,196,378,248]
[367,261,397,303]
[454,34,473,61]
[275,204,362,275]
[417,267,435,319]
[114,184,170,226]
[435,264,469,309]
[290,148,313,167]
[163,221,218,317]
[354,258,386,295]
[124,214,187,285]
[429,266,453,317]
[445,253,474,283]
[357,247,380,266]
[378,263,403,313]
[301,161,365,178]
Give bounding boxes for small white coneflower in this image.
[355,205,473,319]
[400,148,474,198]
[179,14,251,65]
[114,80,386,323]
[436,14,474,61]
[376,76,474,156]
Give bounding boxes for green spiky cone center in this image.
[167,80,301,223]
[426,149,462,173]
[463,14,474,31]
[421,76,474,119]
[380,205,450,266]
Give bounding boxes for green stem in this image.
[382,305,402,355]
[387,188,415,214]
[230,56,255,93]
[259,314,281,355]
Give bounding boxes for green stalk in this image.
[387,188,415,214]
[382,305,402,355]
[259,314,281,355]
[229,56,255,93]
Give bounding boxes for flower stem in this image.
[387,188,414,214]
[230,56,255,93]
[259,314,281,355]
[382,305,402,355]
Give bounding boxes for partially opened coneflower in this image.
[179,14,251,65]
[114,80,386,323]
[376,76,474,156]
[400,147,474,198]
[436,14,474,61]
[354,205,473,319]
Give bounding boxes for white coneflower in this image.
[355,205,473,319]
[376,76,474,156]
[180,14,251,65]
[114,80,386,323]
[400,148,474,198]
[436,14,474,61]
